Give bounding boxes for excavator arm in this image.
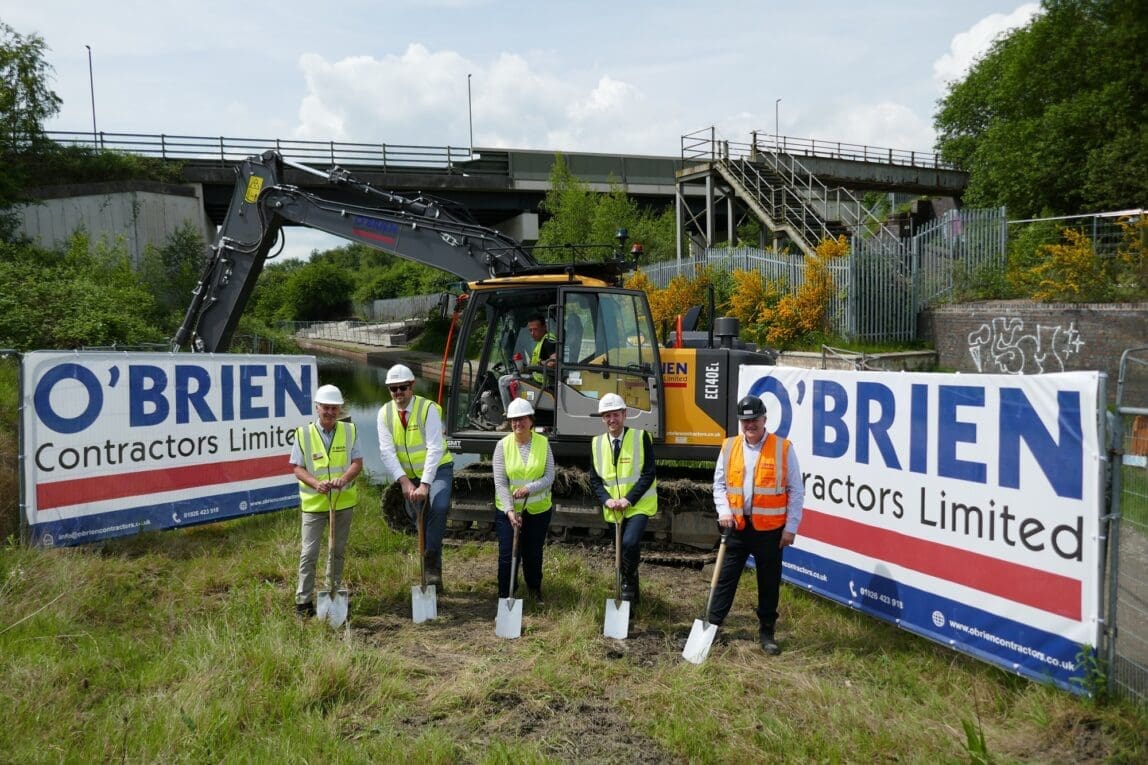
[173,150,536,352]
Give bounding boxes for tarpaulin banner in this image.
[21,352,316,546]
[739,367,1103,692]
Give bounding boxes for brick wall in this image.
[920,300,1148,398]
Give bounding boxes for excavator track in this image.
[380,462,723,562]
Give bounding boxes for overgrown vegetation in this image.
[956,215,1148,303]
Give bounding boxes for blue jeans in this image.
[403,461,454,563]
[495,506,553,598]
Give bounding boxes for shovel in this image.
[682,527,731,664]
[603,510,630,639]
[495,506,523,639]
[315,485,349,629]
[411,496,437,623]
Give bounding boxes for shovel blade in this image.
[682,618,718,664]
[411,584,437,624]
[495,597,523,639]
[316,590,331,621]
[603,598,630,639]
[326,589,349,628]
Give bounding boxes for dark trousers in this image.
[495,507,553,598]
[619,513,648,571]
[707,525,785,631]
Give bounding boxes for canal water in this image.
[314,355,478,482]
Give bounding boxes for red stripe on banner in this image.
[37,455,290,510]
[664,382,688,388]
[802,508,1081,620]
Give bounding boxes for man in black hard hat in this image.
[709,394,804,654]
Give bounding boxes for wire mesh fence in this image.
[1108,346,1148,704]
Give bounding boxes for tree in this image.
[536,153,676,265]
[138,223,209,329]
[0,23,60,156]
[0,23,62,238]
[934,0,1148,218]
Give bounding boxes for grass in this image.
[2,480,1147,764]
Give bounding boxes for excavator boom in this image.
[174,150,535,352]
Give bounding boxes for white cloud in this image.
[291,45,661,154]
[933,3,1042,89]
[818,102,938,153]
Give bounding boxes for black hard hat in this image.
[736,395,767,420]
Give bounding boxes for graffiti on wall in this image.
[967,317,1085,374]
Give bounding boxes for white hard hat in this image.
[385,364,415,385]
[314,384,344,406]
[506,398,535,419]
[598,393,627,414]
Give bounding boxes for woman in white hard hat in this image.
[289,383,363,618]
[493,397,555,602]
[377,364,454,586]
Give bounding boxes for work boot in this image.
[295,601,315,620]
[425,550,443,587]
[528,587,545,605]
[759,627,781,656]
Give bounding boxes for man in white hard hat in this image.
[377,364,454,586]
[289,383,363,618]
[589,393,657,607]
[710,394,804,655]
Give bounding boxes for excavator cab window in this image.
[553,288,662,439]
[453,288,559,432]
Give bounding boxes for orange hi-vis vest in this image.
[721,432,789,531]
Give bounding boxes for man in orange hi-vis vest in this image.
[709,394,805,655]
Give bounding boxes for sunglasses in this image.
[389,384,411,393]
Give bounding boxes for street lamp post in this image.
[774,98,781,150]
[85,45,97,146]
[467,73,474,155]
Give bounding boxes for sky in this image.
[8,0,1040,259]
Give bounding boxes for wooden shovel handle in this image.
[702,528,731,623]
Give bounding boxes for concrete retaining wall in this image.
[17,182,214,266]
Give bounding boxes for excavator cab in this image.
[446,278,663,459]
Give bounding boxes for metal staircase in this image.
[679,128,900,257]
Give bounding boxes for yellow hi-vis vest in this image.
[592,428,657,522]
[529,332,557,384]
[494,432,552,514]
[721,432,788,531]
[296,421,359,513]
[383,396,453,479]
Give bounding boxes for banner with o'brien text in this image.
[740,367,1103,692]
[21,352,317,547]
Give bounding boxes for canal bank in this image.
[295,339,464,385]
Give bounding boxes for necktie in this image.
[400,408,408,428]
[612,437,621,463]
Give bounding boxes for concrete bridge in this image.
[25,130,967,262]
[43,130,966,238]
